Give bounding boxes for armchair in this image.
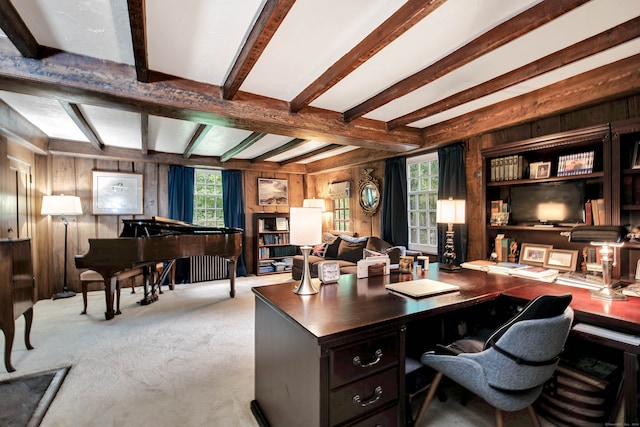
[413,294,573,426]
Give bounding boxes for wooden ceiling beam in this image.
[183,124,212,158]
[306,54,640,173]
[386,16,640,130]
[0,99,48,154]
[140,113,149,155]
[420,54,640,147]
[221,132,265,162]
[251,137,306,162]
[279,144,342,166]
[0,0,40,58]
[48,138,308,174]
[127,0,150,83]
[58,101,104,151]
[343,0,589,122]
[222,0,296,100]
[0,40,421,152]
[289,0,447,113]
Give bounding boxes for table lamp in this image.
[290,206,322,295]
[569,225,628,300]
[42,194,83,299]
[436,198,466,271]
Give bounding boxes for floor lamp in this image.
[436,198,466,272]
[290,206,322,295]
[42,194,83,299]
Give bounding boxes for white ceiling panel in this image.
[81,105,141,148]
[311,0,541,112]
[148,116,198,154]
[232,134,294,160]
[241,0,405,100]
[366,0,640,122]
[0,91,88,141]
[146,0,264,85]
[10,0,134,65]
[192,126,253,157]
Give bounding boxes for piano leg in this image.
[229,258,236,298]
[104,275,117,320]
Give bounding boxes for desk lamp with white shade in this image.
[290,206,323,295]
[436,198,466,271]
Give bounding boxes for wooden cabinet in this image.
[0,238,35,372]
[612,118,640,279]
[252,290,402,427]
[481,125,611,263]
[254,213,297,275]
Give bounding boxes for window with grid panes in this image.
[193,169,225,227]
[407,152,439,253]
[333,198,350,232]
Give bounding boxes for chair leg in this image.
[413,372,443,426]
[527,405,541,427]
[495,407,503,427]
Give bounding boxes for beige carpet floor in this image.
[1,274,555,427]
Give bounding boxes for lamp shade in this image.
[436,198,465,224]
[41,195,83,216]
[302,198,326,211]
[289,207,322,246]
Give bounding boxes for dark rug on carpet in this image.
[0,367,70,427]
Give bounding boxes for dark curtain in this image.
[222,170,247,277]
[381,157,408,247]
[437,143,468,265]
[168,165,194,283]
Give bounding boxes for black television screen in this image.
[509,181,585,225]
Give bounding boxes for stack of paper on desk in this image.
[510,266,559,282]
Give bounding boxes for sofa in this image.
[291,234,408,280]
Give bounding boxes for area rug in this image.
[0,367,70,427]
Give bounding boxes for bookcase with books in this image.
[611,118,640,280]
[481,125,611,268]
[254,212,297,275]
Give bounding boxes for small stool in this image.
[79,268,143,315]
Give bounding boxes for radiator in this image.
[190,256,229,282]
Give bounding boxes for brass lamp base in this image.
[590,284,627,301]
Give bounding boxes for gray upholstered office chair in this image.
[414,294,573,427]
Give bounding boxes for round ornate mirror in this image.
[358,169,380,216]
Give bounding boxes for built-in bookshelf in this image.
[254,212,297,275]
[481,125,610,268]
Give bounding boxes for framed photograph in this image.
[635,259,640,280]
[91,170,143,215]
[519,243,552,266]
[535,162,551,179]
[543,249,578,272]
[275,217,288,231]
[258,178,288,206]
[633,140,640,169]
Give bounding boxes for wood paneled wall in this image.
[4,94,640,299]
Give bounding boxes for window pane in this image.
[407,153,438,253]
[193,169,224,227]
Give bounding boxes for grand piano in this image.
[75,217,243,320]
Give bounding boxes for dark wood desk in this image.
[251,268,640,426]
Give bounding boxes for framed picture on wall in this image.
[258,178,289,206]
[91,170,144,215]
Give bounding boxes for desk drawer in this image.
[330,367,398,426]
[331,333,398,388]
[345,404,398,427]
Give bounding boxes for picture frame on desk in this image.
[635,259,640,280]
[543,249,578,272]
[520,243,552,266]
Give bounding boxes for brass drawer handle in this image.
[352,386,383,407]
[352,349,383,368]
